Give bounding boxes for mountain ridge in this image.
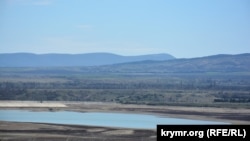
[101,53,250,73]
[0,53,249,73]
[0,52,175,67]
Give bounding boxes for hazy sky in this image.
[0,0,249,58]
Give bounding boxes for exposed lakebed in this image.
[0,110,228,129]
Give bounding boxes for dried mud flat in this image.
[65,102,250,124]
[0,121,155,141]
[0,101,250,141]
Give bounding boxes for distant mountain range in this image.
[99,53,250,73]
[0,53,175,67]
[0,53,249,73]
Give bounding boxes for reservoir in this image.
[0,110,228,129]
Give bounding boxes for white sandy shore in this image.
[0,101,67,108]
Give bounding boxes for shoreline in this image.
[0,121,156,141]
[0,101,249,124]
[1,101,249,140]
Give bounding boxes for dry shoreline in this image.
[0,101,67,108]
[0,121,156,141]
[0,101,250,141]
[0,101,250,124]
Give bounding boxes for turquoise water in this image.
[0,110,228,129]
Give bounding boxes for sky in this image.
[0,0,249,58]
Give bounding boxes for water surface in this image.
[0,110,228,129]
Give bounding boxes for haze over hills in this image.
[0,53,175,67]
[99,53,250,73]
[0,53,249,73]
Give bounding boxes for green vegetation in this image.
[0,67,250,108]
